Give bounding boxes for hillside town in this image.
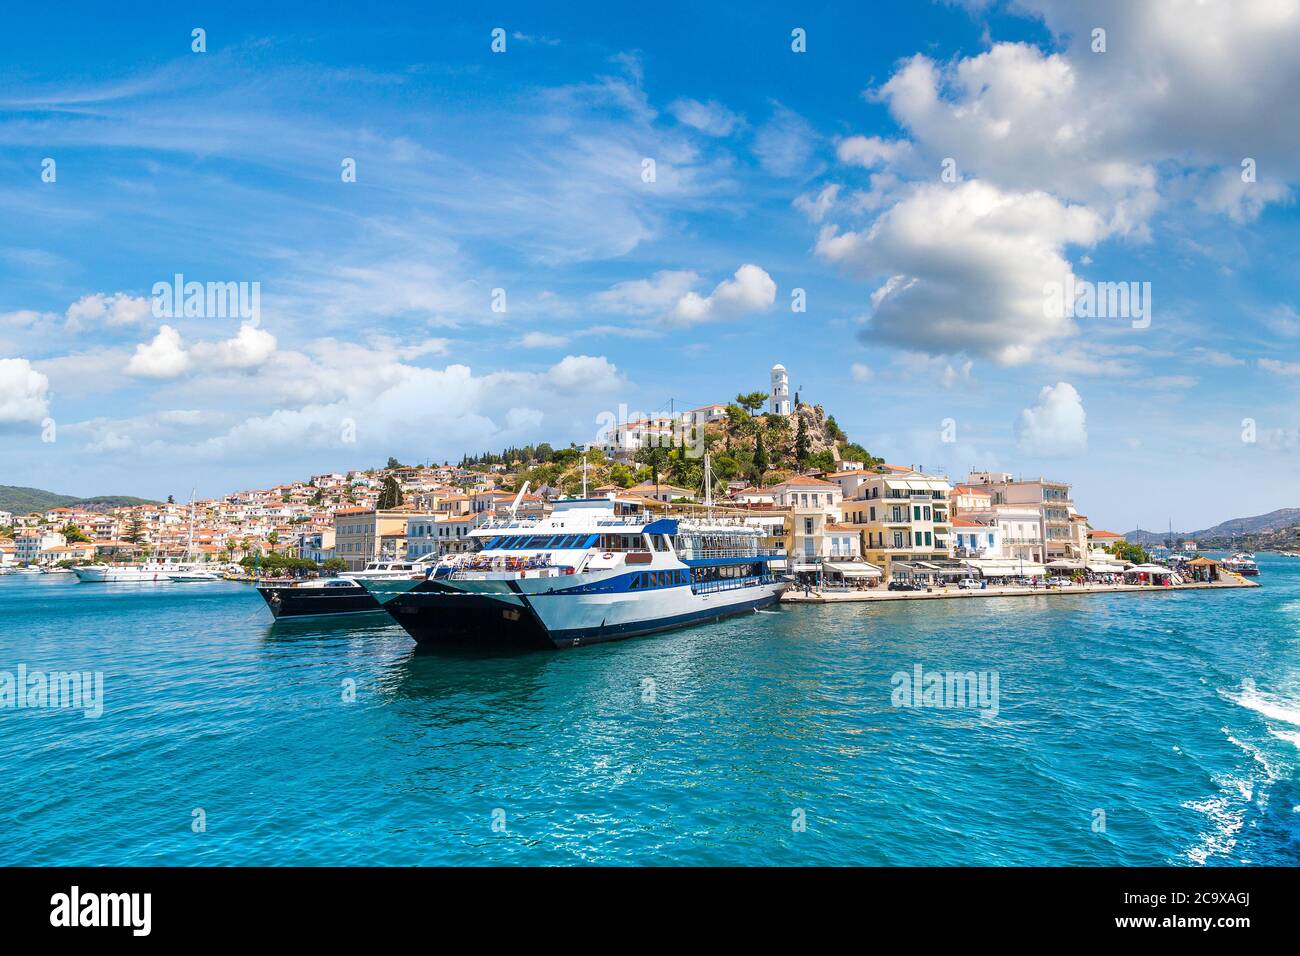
[0,364,1169,588]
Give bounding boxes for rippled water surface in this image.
[2,557,1298,865]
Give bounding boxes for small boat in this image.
[256,559,436,619]
[167,568,225,582]
[74,563,173,582]
[1222,552,1260,576]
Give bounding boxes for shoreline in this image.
[781,578,1258,603]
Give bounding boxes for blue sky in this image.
[1,0,1298,531]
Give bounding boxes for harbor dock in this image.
[781,577,1258,604]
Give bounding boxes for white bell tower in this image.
[770,364,790,416]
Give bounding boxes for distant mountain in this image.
[1126,508,1300,548]
[0,485,157,517]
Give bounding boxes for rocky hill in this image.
[500,400,878,497]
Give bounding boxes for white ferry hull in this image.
[74,566,174,583]
[379,575,786,649]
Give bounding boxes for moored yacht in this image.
[256,558,436,619]
[1223,552,1260,576]
[365,496,787,649]
[74,560,197,583]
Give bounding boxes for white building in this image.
[769,364,791,416]
[16,530,66,564]
[965,471,1079,561]
[406,514,482,559]
[951,518,1002,558]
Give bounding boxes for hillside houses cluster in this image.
[1,456,1125,588]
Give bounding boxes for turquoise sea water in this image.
[1,556,1298,866]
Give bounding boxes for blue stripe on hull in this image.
[545,594,783,648]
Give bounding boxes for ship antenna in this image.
[703,451,714,509]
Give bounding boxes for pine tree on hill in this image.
[377,476,403,509]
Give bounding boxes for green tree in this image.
[377,475,404,509]
[807,449,837,473]
[608,462,635,488]
[752,431,769,483]
[534,442,554,463]
[60,524,91,543]
[124,515,146,545]
[825,415,847,443]
[386,456,403,470]
[1107,540,1150,565]
[794,415,810,468]
[635,444,670,489]
[736,391,768,416]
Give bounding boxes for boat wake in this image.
[1219,681,1300,728]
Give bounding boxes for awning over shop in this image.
[964,560,1047,578]
[1086,562,1124,573]
[826,561,882,578]
[792,563,820,573]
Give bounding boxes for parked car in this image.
[957,578,982,590]
[888,580,924,591]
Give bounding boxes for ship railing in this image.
[678,547,783,559]
[690,573,775,595]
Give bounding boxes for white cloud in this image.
[190,322,277,370]
[668,98,743,136]
[125,325,191,378]
[817,180,1106,364]
[836,135,911,169]
[1259,358,1300,376]
[850,362,873,383]
[0,358,50,424]
[546,355,624,391]
[753,103,820,178]
[593,270,700,315]
[505,407,545,431]
[65,292,152,330]
[1189,348,1245,368]
[518,331,569,348]
[794,184,840,223]
[1015,382,1087,457]
[183,354,624,463]
[1194,168,1291,223]
[666,264,777,326]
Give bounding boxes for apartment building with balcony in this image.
[964,471,1080,561]
[764,477,844,563]
[840,470,953,579]
[333,507,427,571]
[406,513,483,559]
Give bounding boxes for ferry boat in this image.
[1223,552,1260,576]
[256,558,435,619]
[364,496,788,649]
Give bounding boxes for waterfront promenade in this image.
[782,577,1257,603]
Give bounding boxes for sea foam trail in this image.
[1219,686,1300,728]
